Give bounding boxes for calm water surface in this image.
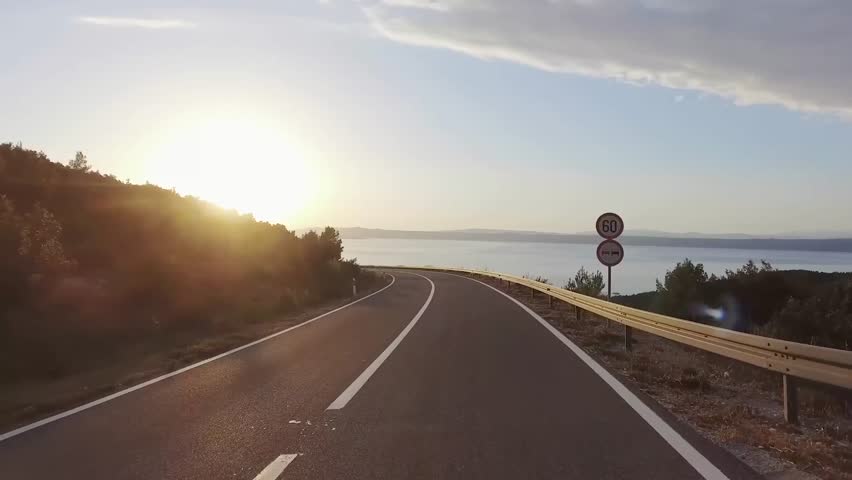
[342,238,852,294]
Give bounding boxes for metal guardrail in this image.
[386,266,852,423]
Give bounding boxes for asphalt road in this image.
[0,270,760,480]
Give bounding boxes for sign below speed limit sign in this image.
[596,212,624,239]
[596,239,624,267]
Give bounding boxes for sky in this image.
[2,0,852,236]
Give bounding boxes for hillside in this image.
[0,143,368,384]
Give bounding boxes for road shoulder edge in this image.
[442,271,742,480]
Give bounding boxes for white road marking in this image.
[456,273,731,480]
[0,275,397,443]
[327,272,435,409]
[253,454,299,480]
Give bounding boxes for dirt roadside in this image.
[473,274,851,480]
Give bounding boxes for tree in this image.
[655,258,708,318]
[724,259,773,280]
[713,259,791,328]
[300,229,322,267]
[18,203,75,272]
[67,151,90,172]
[0,195,19,259]
[319,226,343,262]
[563,266,605,297]
[0,195,25,287]
[761,280,852,349]
[0,196,25,313]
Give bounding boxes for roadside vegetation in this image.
[562,266,605,297]
[0,143,382,428]
[550,259,852,349]
[614,259,852,349]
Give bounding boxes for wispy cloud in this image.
[382,0,451,11]
[674,95,685,103]
[364,0,852,117]
[77,16,197,29]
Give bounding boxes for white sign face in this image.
[597,239,624,267]
[595,212,624,239]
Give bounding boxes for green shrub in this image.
[759,280,852,349]
[564,266,605,297]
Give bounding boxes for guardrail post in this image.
[548,295,553,308]
[624,325,633,351]
[575,305,582,322]
[530,286,534,300]
[783,374,799,424]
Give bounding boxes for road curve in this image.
[0,273,431,479]
[0,269,760,479]
[284,270,760,479]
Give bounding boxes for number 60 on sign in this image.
[595,212,624,239]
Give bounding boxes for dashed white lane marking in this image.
[253,454,299,480]
[327,272,436,409]
[0,275,397,443]
[456,273,731,480]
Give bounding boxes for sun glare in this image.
[148,117,314,225]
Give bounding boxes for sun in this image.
[148,117,314,225]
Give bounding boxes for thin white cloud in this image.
[382,0,451,11]
[77,16,197,29]
[674,95,685,103]
[364,0,852,116]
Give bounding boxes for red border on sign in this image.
[596,239,624,267]
[595,212,624,239]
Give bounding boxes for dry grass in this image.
[0,276,391,433]
[479,275,852,480]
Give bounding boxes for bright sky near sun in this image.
[3,1,852,235]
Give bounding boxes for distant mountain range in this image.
[574,228,852,240]
[297,227,852,253]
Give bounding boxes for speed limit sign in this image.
[596,212,624,239]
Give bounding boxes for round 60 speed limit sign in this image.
[595,212,624,239]
[597,239,624,267]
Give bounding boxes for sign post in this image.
[595,212,631,350]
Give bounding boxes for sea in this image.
[342,238,852,295]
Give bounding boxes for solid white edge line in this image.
[327,272,435,409]
[253,453,299,480]
[0,275,397,443]
[454,273,731,480]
